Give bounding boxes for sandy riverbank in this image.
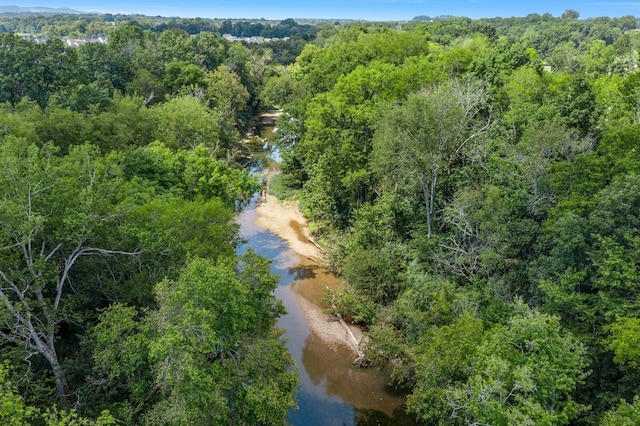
[254,190,364,355]
[255,194,321,261]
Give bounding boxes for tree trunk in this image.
[422,181,432,238]
[421,168,438,238]
[49,353,73,407]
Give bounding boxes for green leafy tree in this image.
[176,144,259,204]
[155,29,192,65]
[341,244,405,305]
[0,361,37,425]
[447,304,587,425]
[152,95,221,151]
[372,79,491,237]
[601,397,640,426]
[0,360,115,425]
[126,69,166,106]
[510,120,594,210]
[607,317,640,369]
[471,38,541,87]
[0,139,141,407]
[553,74,600,136]
[0,34,79,108]
[224,43,254,97]
[584,39,615,76]
[90,94,158,151]
[205,64,250,140]
[260,71,305,108]
[188,31,227,70]
[33,103,93,154]
[407,314,484,424]
[297,28,430,95]
[163,61,206,94]
[541,175,640,338]
[562,9,580,20]
[93,254,297,425]
[107,24,150,53]
[297,58,444,227]
[76,42,129,93]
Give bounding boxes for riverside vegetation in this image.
[0,9,640,425]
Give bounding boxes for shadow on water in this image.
[288,264,317,281]
[237,111,420,426]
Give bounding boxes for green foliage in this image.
[205,64,250,140]
[272,15,640,426]
[372,78,491,237]
[601,397,640,426]
[298,29,431,95]
[541,175,640,338]
[471,37,542,86]
[365,323,412,371]
[607,317,640,369]
[407,314,484,424]
[553,74,600,136]
[133,196,236,265]
[163,61,206,93]
[91,304,153,423]
[260,71,306,108]
[123,141,181,191]
[0,138,147,405]
[177,144,259,203]
[447,304,587,425]
[76,42,129,92]
[93,254,297,425]
[123,141,259,205]
[7,11,640,424]
[297,57,444,226]
[126,69,166,104]
[0,17,288,423]
[0,34,80,108]
[41,408,116,426]
[108,24,151,52]
[325,287,378,325]
[266,172,300,200]
[342,245,405,304]
[152,95,221,150]
[0,361,115,425]
[0,361,37,425]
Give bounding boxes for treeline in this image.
[0,13,317,40]
[218,18,317,39]
[266,12,640,425]
[0,13,113,37]
[0,22,298,425]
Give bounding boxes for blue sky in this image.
[16,1,640,20]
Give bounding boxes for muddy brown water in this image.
[236,113,418,425]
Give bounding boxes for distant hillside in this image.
[0,5,87,14]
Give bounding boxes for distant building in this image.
[64,38,86,47]
[19,35,107,47]
[222,34,288,44]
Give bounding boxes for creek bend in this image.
[235,113,415,425]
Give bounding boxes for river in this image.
[235,113,419,425]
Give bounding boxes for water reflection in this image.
[301,333,404,418]
[237,112,417,426]
[289,264,317,281]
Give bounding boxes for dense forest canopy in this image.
[267,9,640,426]
[1,8,640,425]
[0,16,298,425]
